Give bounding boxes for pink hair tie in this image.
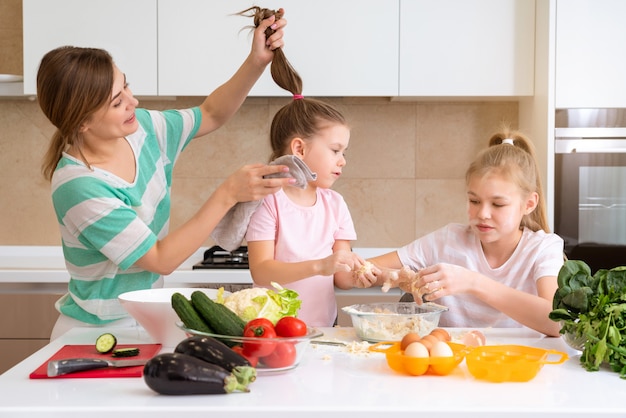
[293,94,304,100]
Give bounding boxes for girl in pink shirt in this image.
[244,8,376,326]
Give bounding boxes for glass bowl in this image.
[177,322,323,373]
[341,302,449,342]
[559,321,587,351]
[562,331,587,351]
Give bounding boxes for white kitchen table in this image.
[0,326,624,418]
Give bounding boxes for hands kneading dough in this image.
[352,261,378,288]
[381,266,418,293]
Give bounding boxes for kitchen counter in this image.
[0,246,395,291]
[0,246,251,289]
[1,326,624,417]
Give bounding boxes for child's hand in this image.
[321,250,358,276]
[393,266,419,293]
[352,261,380,288]
[375,266,417,293]
[413,263,470,303]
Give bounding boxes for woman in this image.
[38,10,297,339]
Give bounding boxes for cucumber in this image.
[171,292,214,333]
[111,347,140,357]
[95,333,117,353]
[190,291,245,337]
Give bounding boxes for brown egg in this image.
[430,328,451,342]
[462,330,487,347]
[400,332,422,351]
[419,334,439,352]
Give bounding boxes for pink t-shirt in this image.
[245,188,357,327]
[397,223,564,328]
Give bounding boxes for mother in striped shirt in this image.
[37,10,295,340]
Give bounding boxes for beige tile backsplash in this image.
[0,97,517,248]
[0,0,519,249]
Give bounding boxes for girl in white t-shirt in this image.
[369,129,564,336]
[243,7,376,327]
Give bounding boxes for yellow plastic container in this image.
[465,345,568,382]
[370,341,468,376]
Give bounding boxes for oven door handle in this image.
[555,138,626,154]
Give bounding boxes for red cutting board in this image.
[29,344,162,379]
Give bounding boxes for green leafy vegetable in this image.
[218,282,302,324]
[549,260,626,378]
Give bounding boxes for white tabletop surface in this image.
[1,325,625,417]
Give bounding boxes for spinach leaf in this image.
[550,260,626,379]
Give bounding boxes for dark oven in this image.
[555,108,626,273]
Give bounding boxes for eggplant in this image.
[143,353,249,395]
[175,336,256,384]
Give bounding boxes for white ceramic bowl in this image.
[119,288,227,348]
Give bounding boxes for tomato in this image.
[261,341,297,368]
[242,318,277,357]
[231,345,259,368]
[274,316,307,337]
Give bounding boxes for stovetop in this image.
[192,245,249,269]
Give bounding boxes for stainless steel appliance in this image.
[555,108,626,272]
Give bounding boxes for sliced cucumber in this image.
[111,347,140,357]
[95,333,117,353]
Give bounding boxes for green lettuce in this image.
[220,282,302,324]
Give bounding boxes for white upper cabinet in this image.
[555,0,626,108]
[399,0,536,97]
[23,0,535,98]
[22,0,157,95]
[157,0,399,97]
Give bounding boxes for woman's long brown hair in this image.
[38,46,114,180]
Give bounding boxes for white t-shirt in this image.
[397,223,564,328]
[245,187,357,327]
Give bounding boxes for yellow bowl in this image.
[465,345,568,382]
[370,341,468,376]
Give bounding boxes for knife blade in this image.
[311,339,347,346]
[47,357,148,377]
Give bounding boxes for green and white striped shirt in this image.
[52,107,201,324]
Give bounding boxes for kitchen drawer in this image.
[0,293,62,374]
[0,293,60,338]
[0,339,49,374]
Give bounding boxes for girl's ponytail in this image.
[237,7,303,95]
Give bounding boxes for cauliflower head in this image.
[221,283,301,324]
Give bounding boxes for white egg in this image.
[404,342,429,358]
[429,341,454,358]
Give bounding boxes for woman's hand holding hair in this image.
[249,8,286,66]
[220,163,295,207]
